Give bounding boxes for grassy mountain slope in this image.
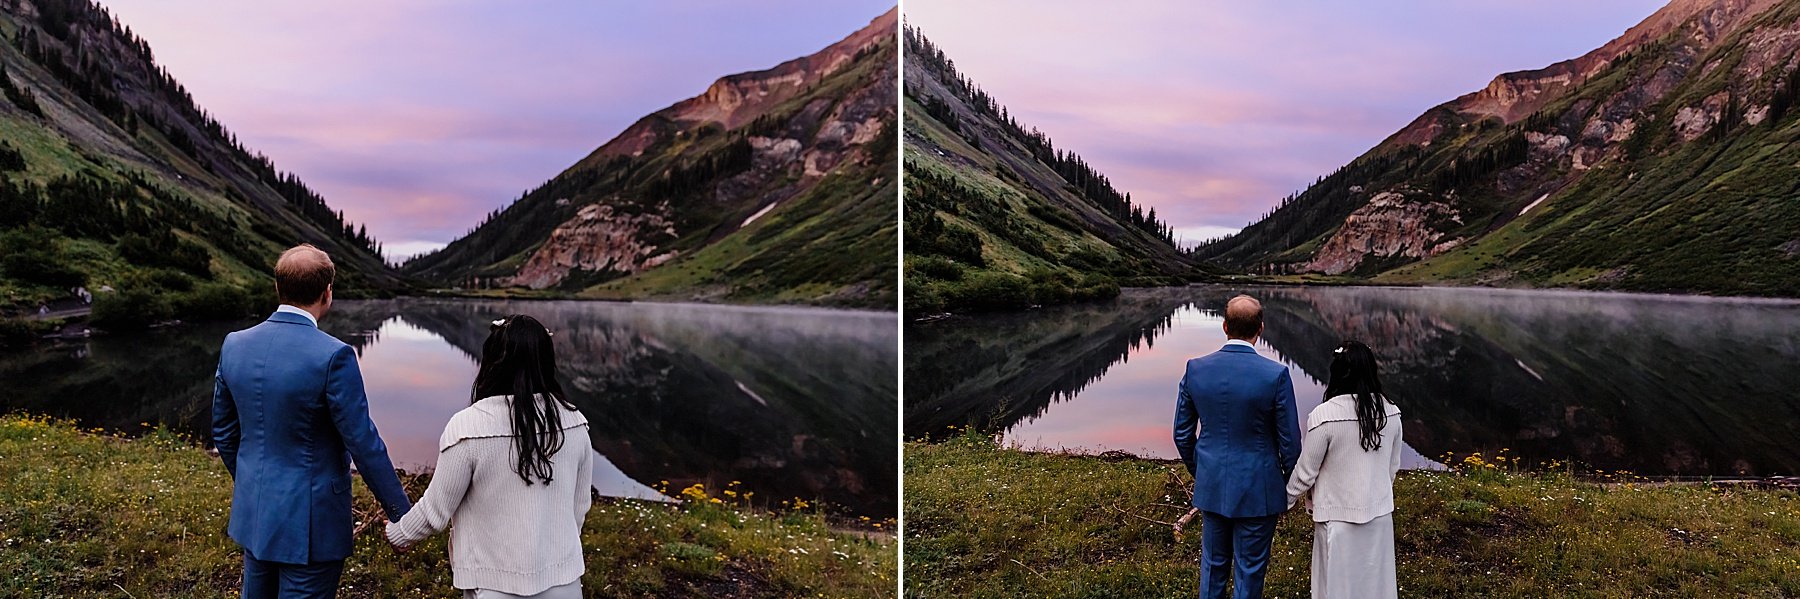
[902,27,1217,313]
[0,0,398,317]
[403,11,898,309]
[1197,0,1800,296]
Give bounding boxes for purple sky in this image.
[905,0,1668,246]
[97,0,895,261]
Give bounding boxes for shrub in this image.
[117,232,211,277]
[904,279,947,314]
[0,317,49,347]
[0,227,85,288]
[176,282,252,322]
[908,212,986,266]
[146,268,195,292]
[941,271,1032,312]
[90,287,173,331]
[1024,268,1078,305]
[0,141,25,172]
[910,256,965,281]
[1073,273,1121,302]
[918,267,1119,313]
[244,283,279,316]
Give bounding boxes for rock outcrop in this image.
[1303,191,1463,275]
[509,204,677,289]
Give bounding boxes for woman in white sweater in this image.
[1285,341,1402,599]
[387,315,593,599]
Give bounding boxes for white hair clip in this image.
[492,318,507,327]
[1334,347,1346,354]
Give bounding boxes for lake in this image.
[0,298,898,517]
[906,285,1800,477]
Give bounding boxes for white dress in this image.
[464,581,582,599]
[1286,395,1403,599]
[1312,513,1396,598]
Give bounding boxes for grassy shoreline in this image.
[0,415,895,598]
[905,434,1800,598]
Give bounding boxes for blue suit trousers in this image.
[242,550,344,599]
[1198,511,1277,599]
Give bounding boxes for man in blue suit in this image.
[212,244,411,598]
[1174,294,1301,599]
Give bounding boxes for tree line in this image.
[904,25,1176,246]
[7,0,382,258]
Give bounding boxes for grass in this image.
[905,432,1800,598]
[587,165,899,310]
[0,415,896,598]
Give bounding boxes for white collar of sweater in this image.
[1306,394,1402,431]
[437,394,590,452]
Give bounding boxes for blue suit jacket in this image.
[1174,343,1302,518]
[212,310,411,564]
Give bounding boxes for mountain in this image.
[901,27,1214,313]
[0,0,398,314]
[402,10,898,309]
[1197,0,1800,296]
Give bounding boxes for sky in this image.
[97,0,895,262]
[905,0,1669,246]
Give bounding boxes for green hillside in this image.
[1198,0,1800,296]
[0,0,399,325]
[902,27,1217,313]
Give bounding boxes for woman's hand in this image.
[384,520,412,553]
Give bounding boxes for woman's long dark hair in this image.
[472,314,575,485]
[1323,340,1388,451]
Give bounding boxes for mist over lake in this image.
[906,285,1800,477]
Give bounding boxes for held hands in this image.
[1285,493,1312,515]
[385,520,412,553]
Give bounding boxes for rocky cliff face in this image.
[509,203,678,289]
[1389,0,1778,146]
[594,10,896,158]
[405,9,898,308]
[1303,191,1463,275]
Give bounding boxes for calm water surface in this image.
[906,286,1800,477]
[1,298,898,517]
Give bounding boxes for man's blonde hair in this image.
[1223,295,1263,340]
[274,244,334,306]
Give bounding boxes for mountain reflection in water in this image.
[906,286,1800,477]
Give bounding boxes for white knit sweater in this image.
[1285,394,1404,524]
[387,395,593,595]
